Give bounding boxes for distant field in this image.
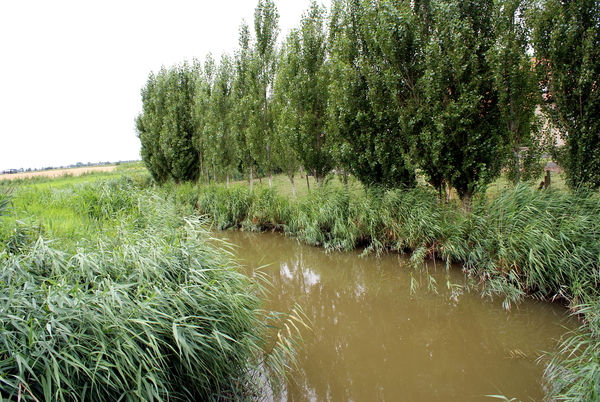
[0,165,117,181]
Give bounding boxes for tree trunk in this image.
[249,168,254,191]
[199,152,204,183]
[461,191,472,213]
[226,173,230,188]
[306,173,310,192]
[314,170,322,187]
[290,174,296,198]
[267,143,273,188]
[514,148,520,183]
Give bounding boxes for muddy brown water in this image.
[216,230,576,402]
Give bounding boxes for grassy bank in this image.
[2,170,597,401]
[0,173,300,401]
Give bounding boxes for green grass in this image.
[544,302,600,402]
[0,222,263,401]
[0,171,302,401]
[4,167,597,402]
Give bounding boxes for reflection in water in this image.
[216,230,575,402]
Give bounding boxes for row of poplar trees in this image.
[136,0,600,202]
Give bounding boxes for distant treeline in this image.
[136,0,600,203]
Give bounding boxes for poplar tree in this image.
[534,0,600,189]
[328,0,416,189]
[248,0,280,187]
[418,0,508,204]
[232,22,258,188]
[206,54,237,185]
[489,0,542,184]
[275,1,332,185]
[136,70,171,184]
[193,55,215,182]
[136,63,200,184]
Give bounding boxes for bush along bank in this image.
[0,179,301,402]
[193,181,600,402]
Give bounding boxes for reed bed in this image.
[195,182,599,307]
[444,185,600,309]
[544,302,600,402]
[0,177,301,401]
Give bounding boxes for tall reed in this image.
[0,188,11,217]
[0,177,302,401]
[443,185,600,309]
[544,301,600,402]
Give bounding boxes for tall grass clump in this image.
[195,181,454,254]
[544,300,600,402]
[0,219,297,401]
[242,187,291,232]
[0,177,302,401]
[289,185,359,251]
[72,176,140,223]
[197,185,253,230]
[379,187,450,255]
[0,188,11,217]
[442,185,600,308]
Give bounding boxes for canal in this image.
[217,230,576,401]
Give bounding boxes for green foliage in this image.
[379,187,448,253]
[328,0,417,189]
[248,0,280,185]
[73,177,139,223]
[0,187,12,217]
[133,0,577,199]
[232,22,258,183]
[275,2,333,183]
[136,62,200,184]
[243,187,292,231]
[197,185,254,230]
[291,185,359,250]
[443,185,600,309]
[488,0,544,184]
[534,0,600,189]
[209,54,238,181]
[545,301,600,402]
[418,0,509,202]
[0,176,304,401]
[0,221,265,401]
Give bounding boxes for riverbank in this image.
[2,171,598,401]
[187,179,599,401]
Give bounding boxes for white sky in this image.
[0,0,330,171]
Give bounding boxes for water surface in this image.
[218,230,575,402]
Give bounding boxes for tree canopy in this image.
[135,0,599,200]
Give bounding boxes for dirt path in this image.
[0,165,117,181]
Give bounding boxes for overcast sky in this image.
[0,0,330,170]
